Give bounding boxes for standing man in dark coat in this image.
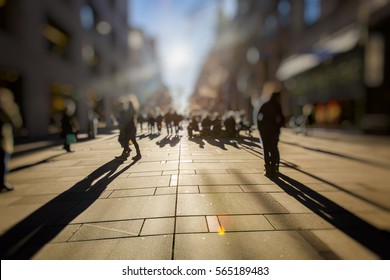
[257,91,284,177]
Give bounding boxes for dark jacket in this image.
[257,93,284,135]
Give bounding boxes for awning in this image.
[276,24,361,81]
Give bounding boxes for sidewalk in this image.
[1,127,389,259]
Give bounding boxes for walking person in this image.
[116,98,141,160]
[257,90,284,178]
[0,88,22,193]
[61,100,79,153]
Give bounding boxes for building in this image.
[191,0,390,133]
[127,28,170,114]
[0,0,131,137]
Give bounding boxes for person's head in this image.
[64,99,76,116]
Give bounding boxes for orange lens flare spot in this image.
[218,226,225,235]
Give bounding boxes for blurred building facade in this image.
[191,0,390,133]
[0,0,167,138]
[127,28,171,114]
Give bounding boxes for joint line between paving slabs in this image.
[171,140,181,260]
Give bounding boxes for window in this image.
[80,3,95,30]
[304,0,321,26]
[278,0,291,27]
[41,18,70,58]
[0,0,9,32]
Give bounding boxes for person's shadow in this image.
[0,157,140,259]
[272,173,390,259]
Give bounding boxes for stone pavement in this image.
[1,127,390,260]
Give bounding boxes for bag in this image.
[66,133,77,144]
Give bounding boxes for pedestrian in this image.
[147,113,156,134]
[60,100,79,153]
[156,113,163,134]
[257,90,284,177]
[172,111,183,135]
[224,112,237,138]
[116,98,141,160]
[164,110,173,135]
[0,88,22,193]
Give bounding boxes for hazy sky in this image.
[129,0,237,113]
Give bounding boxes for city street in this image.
[1,127,390,260]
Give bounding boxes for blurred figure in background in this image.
[61,99,79,153]
[172,111,183,135]
[156,112,163,134]
[0,88,22,193]
[116,96,141,161]
[164,110,173,135]
[257,90,284,178]
[224,112,237,138]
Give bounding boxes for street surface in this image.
[1,127,389,259]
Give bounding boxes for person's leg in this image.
[269,134,280,174]
[130,131,141,159]
[116,131,131,159]
[261,134,275,177]
[1,149,13,192]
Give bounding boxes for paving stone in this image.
[155,187,177,195]
[199,185,243,193]
[0,201,78,232]
[177,193,288,216]
[174,231,322,259]
[206,216,221,232]
[227,169,259,174]
[141,218,175,235]
[104,176,171,190]
[10,194,58,205]
[69,220,143,241]
[33,235,173,260]
[176,216,208,233]
[108,188,155,198]
[50,224,82,243]
[127,171,162,177]
[269,193,314,213]
[58,195,176,224]
[265,213,334,230]
[163,171,179,175]
[178,186,199,194]
[218,215,274,231]
[311,229,378,259]
[240,184,284,193]
[195,169,228,174]
[179,174,256,186]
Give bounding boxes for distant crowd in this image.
[135,109,253,139]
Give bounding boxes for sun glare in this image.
[167,44,192,71]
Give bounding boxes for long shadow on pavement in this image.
[280,140,390,170]
[0,158,140,259]
[272,173,390,259]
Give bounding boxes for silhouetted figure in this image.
[0,88,22,193]
[147,113,156,134]
[156,113,163,134]
[137,113,146,132]
[201,114,212,137]
[211,114,222,137]
[60,100,79,153]
[164,111,173,134]
[116,100,141,160]
[257,91,284,177]
[172,111,182,135]
[187,115,199,138]
[224,114,237,138]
